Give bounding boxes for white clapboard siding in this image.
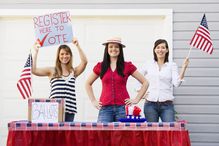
[174,13,219,22]
[0,1,219,146]
[192,143,219,146]
[190,133,219,143]
[187,124,219,133]
[175,59,219,68]
[174,31,219,40]
[174,87,218,95]
[174,50,219,59]
[177,114,219,124]
[175,105,219,114]
[181,68,219,77]
[178,77,219,86]
[172,2,219,145]
[174,22,219,31]
[175,96,219,105]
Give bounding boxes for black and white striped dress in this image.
[49,74,77,114]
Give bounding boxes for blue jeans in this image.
[144,101,175,122]
[65,113,75,122]
[97,105,126,122]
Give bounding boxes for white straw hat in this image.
[102,37,126,48]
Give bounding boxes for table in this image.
[7,121,191,146]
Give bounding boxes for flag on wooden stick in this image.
[190,14,214,54]
[17,54,32,99]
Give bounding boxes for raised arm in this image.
[179,57,189,80]
[125,70,149,105]
[73,38,88,77]
[85,72,102,110]
[31,41,53,77]
[172,58,189,87]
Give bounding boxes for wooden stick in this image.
[187,46,193,58]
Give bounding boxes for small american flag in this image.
[17,54,32,99]
[190,14,214,54]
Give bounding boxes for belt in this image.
[147,100,173,104]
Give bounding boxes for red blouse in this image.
[93,62,137,106]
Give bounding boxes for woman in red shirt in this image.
[85,37,149,122]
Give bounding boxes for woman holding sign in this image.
[32,38,87,122]
[85,37,149,122]
[136,39,189,122]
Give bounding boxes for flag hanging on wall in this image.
[190,14,214,54]
[17,54,32,99]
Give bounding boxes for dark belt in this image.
[147,100,173,104]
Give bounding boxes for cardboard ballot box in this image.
[28,98,65,123]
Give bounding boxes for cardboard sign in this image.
[33,11,73,47]
[28,99,65,123]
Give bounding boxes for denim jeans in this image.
[65,113,75,122]
[97,105,126,122]
[144,101,175,122]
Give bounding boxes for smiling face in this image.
[154,43,169,60]
[59,49,71,64]
[153,39,169,63]
[107,43,120,58]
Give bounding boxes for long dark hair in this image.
[100,44,125,79]
[153,39,169,63]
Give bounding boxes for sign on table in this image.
[31,102,59,123]
[28,99,65,123]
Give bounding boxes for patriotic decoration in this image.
[17,54,32,99]
[190,14,214,54]
[125,105,141,116]
[119,105,146,122]
[8,120,186,131]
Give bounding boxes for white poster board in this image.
[33,11,73,47]
[31,102,59,123]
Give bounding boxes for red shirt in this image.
[93,62,137,106]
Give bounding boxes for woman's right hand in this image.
[92,100,102,110]
[32,40,41,53]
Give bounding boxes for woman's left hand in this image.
[72,37,79,47]
[182,57,189,69]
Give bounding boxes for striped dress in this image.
[49,74,77,114]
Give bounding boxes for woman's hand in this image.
[72,37,79,47]
[32,40,41,53]
[179,57,190,81]
[125,98,139,106]
[182,57,189,69]
[92,100,102,110]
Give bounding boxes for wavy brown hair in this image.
[53,45,73,78]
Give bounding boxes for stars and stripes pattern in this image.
[8,121,186,131]
[17,54,32,99]
[190,14,214,54]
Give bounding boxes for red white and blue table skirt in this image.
[7,120,191,146]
